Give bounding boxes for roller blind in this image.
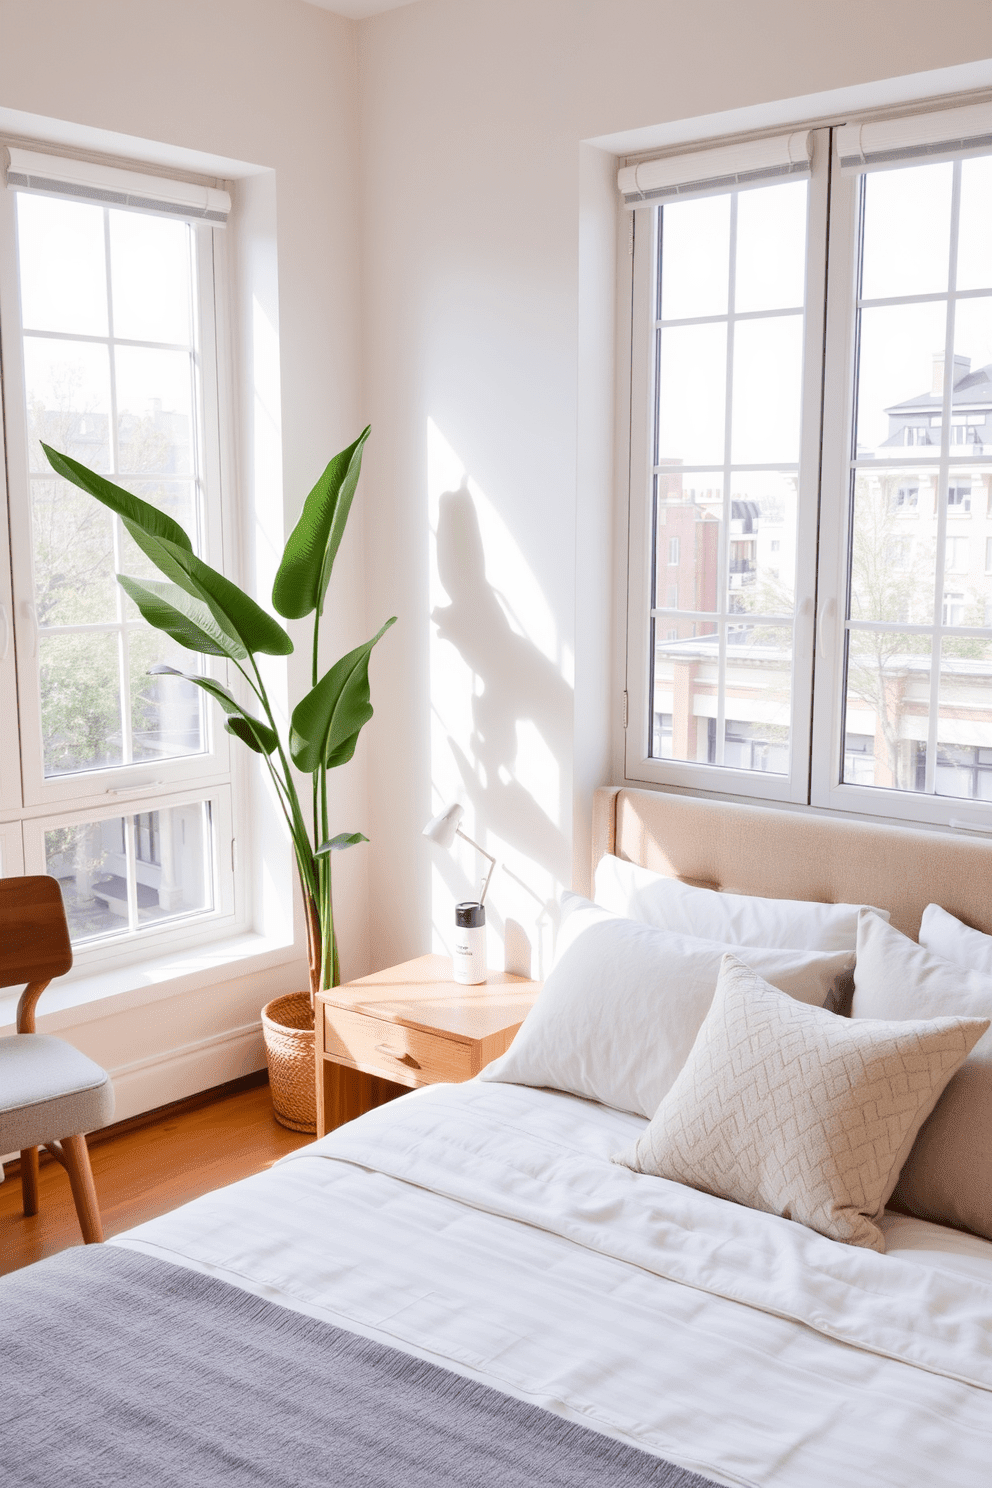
[617,130,813,208]
[3,146,231,224]
[837,99,992,175]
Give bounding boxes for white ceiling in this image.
[302,0,420,17]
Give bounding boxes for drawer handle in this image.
[375,1042,420,1069]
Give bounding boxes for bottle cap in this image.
[455,901,485,928]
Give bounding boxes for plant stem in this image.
[244,655,318,902]
[313,607,338,990]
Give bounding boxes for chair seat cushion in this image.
[0,1035,114,1151]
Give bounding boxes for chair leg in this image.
[60,1133,104,1244]
[20,1146,39,1217]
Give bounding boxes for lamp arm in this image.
[455,827,498,905]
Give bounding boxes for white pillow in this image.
[593,854,888,953]
[920,903,992,977]
[481,902,855,1117]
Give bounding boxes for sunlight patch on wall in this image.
[427,418,570,978]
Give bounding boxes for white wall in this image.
[0,0,370,1118]
[357,0,992,976]
[2,0,991,1118]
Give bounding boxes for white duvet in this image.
[114,1081,992,1488]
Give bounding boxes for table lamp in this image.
[422,803,496,984]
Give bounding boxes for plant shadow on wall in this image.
[431,479,571,975]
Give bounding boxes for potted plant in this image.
[42,430,395,1131]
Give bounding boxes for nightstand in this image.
[315,953,541,1137]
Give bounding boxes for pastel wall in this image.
[357,0,992,976]
[0,0,368,1118]
[1,0,990,1123]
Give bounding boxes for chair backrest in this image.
[0,875,73,990]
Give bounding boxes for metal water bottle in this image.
[453,901,486,985]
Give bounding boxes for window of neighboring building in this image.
[0,149,239,957]
[623,104,992,828]
[893,483,920,510]
[947,481,973,511]
[945,536,969,572]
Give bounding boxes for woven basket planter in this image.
[261,991,317,1133]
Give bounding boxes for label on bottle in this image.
[453,924,486,985]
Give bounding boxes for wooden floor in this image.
[0,1075,311,1277]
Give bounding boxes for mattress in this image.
[114,1080,992,1488]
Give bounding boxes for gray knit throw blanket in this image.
[0,1245,724,1487]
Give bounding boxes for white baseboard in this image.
[106,1019,267,1124]
[1,1020,269,1170]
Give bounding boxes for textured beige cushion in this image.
[614,954,988,1251]
[853,911,992,1241]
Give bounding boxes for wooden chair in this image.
[0,875,114,1244]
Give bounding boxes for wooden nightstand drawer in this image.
[323,1005,475,1088]
[315,955,542,1134]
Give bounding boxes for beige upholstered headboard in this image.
[591,787,992,943]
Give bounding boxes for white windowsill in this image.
[0,930,305,1036]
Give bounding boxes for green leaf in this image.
[125,529,293,658]
[315,832,369,855]
[43,444,291,658]
[224,716,278,755]
[272,427,371,620]
[41,444,193,551]
[149,665,278,755]
[121,579,241,661]
[324,725,365,770]
[289,616,396,772]
[118,575,247,659]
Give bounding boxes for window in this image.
[624,100,992,828]
[886,537,913,571]
[0,148,238,957]
[135,812,161,866]
[668,536,680,565]
[624,128,824,802]
[945,536,969,572]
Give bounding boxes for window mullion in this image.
[124,814,139,931]
[923,160,962,796]
[101,205,133,770]
[715,195,738,768]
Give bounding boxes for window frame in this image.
[622,127,830,805]
[0,190,234,812]
[811,149,992,829]
[622,108,992,835]
[18,781,236,973]
[0,160,246,962]
[0,396,20,817]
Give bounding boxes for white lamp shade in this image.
[422,802,464,850]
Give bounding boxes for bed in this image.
[5,786,992,1487]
